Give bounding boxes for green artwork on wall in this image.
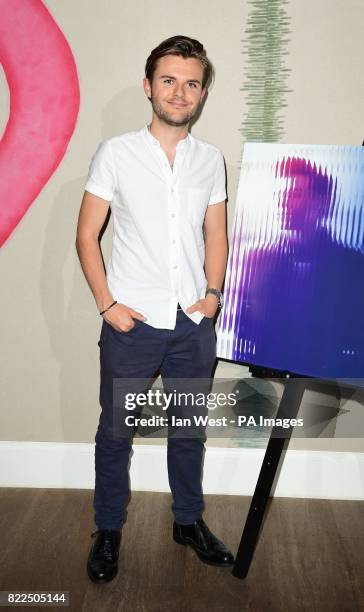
[241,0,291,142]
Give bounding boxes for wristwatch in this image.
[205,288,224,308]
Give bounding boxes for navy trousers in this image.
[94,310,216,530]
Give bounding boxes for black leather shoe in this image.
[173,519,234,567]
[87,529,121,583]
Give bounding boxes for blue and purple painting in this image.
[217,143,364,379]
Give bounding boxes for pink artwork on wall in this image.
[0,0,80,247]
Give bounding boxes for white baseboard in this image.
[0,441,363,500]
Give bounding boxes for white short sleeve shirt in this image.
[84,125,227,329]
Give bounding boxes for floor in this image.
[0,489,363,612]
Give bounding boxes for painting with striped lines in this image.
[217,143,364,380]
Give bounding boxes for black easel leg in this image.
[232,379,306,579]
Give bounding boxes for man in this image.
[76,35,233,583]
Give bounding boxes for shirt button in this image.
[171,213,175,218]
[172,240,176,244]
[173,265,178,270]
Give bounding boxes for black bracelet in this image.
[99,300,117,316]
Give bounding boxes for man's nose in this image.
[173,82,185,97]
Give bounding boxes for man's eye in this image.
[164,79,173,84]
[188,82,197,88]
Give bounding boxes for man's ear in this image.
[143,77,152,101]
[200,87,207,103]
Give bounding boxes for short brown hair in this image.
[145,35,214,89]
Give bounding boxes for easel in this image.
[232,371,342,579]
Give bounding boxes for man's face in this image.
[143,55,206,127]
[281,175,311,230]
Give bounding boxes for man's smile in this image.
[167,100,189,108]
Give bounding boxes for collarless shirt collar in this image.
[143,124,190,150]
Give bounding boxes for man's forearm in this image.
[204,234,228,291]
[76,236,114,312]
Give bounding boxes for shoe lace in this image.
[91,530,118,561]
